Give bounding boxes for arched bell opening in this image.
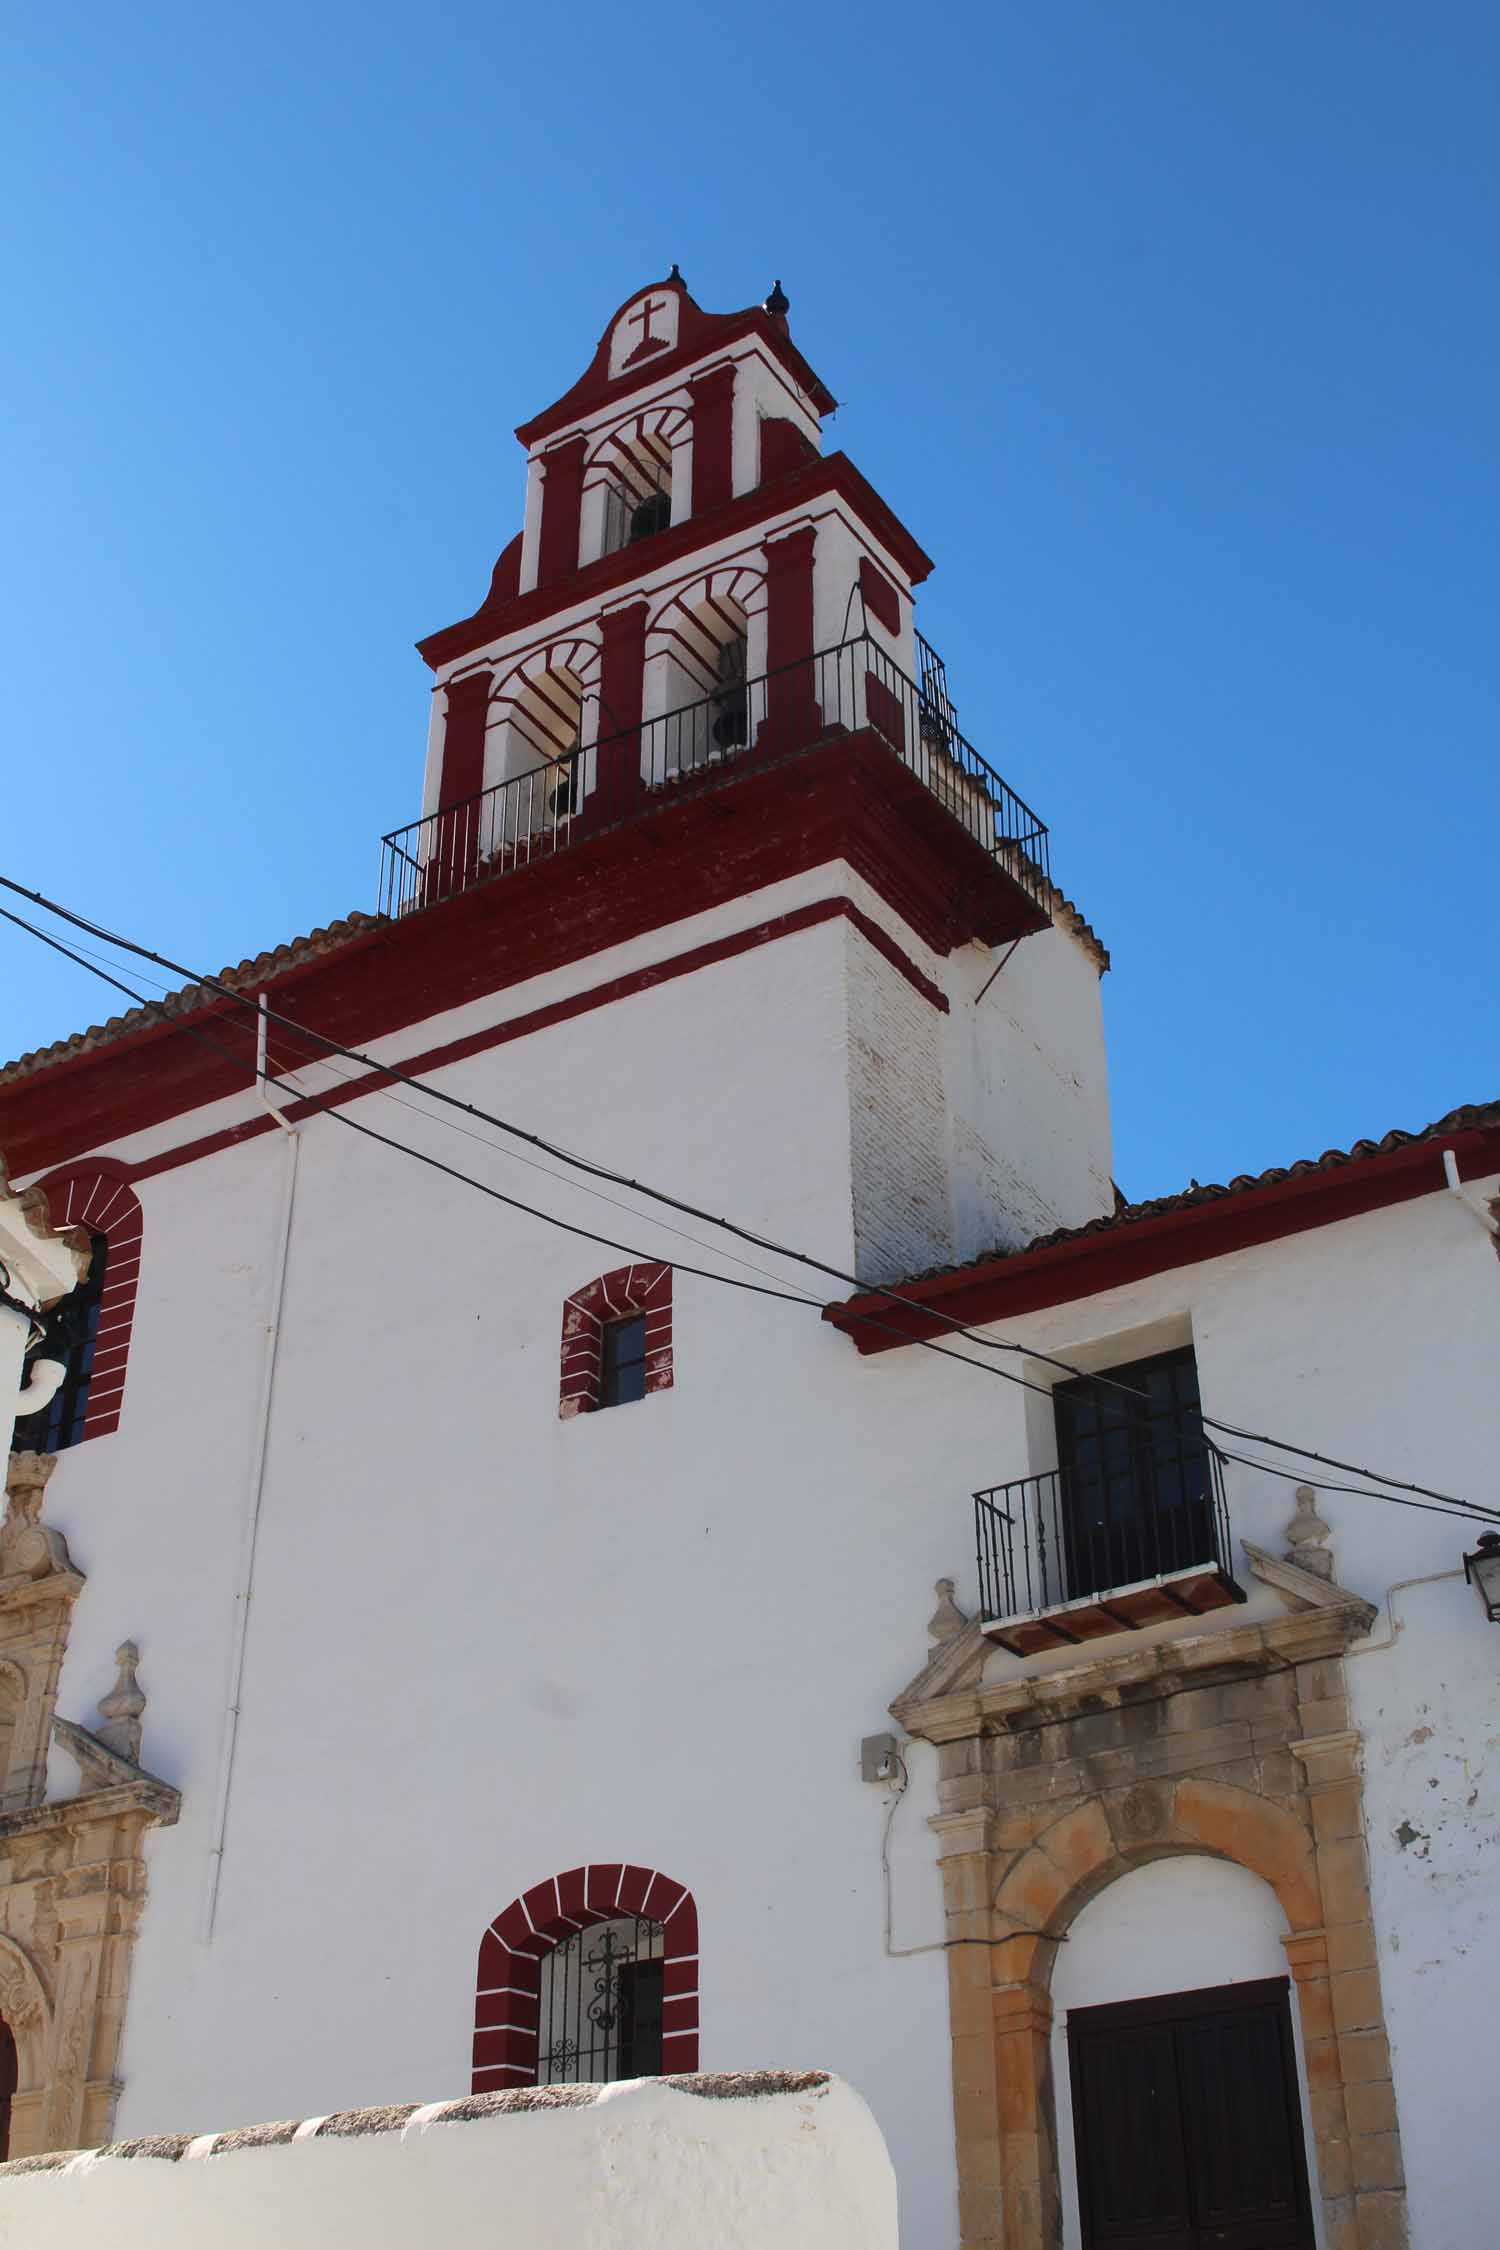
[495,665,588,839]
[601,426,674,558]
[653,592,752,777]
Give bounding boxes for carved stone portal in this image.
[0,1453,179,2157]
[892,1540,1408,2250]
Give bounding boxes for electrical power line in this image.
[0,872,1147,1400]
[0,903,1053,1393]
[4,878,1494,1526]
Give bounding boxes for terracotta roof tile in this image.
[0,913,377,1085]
[890,1098,1500,1289]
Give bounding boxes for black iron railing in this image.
[378,634,1050,919]
[974,1439,1238,1627]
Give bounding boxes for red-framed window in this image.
[559,1262,672,1419]
[12,1164,142,1448]
[473,1864,699,2091]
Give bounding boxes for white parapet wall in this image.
[0,2072,896,2250]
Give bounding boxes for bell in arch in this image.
[628,491,672,545]
[710,635,749,752]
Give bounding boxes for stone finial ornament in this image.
[0,1452,76,1583]
[1284,1485,1333,1581]
[764,279,790,317]
[927,1578,968,1644]
[96,1642,146,1764]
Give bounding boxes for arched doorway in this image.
[1052,1858,1317,2250]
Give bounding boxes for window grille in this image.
[12,1230,108,1454]
[536,1916,665,2085]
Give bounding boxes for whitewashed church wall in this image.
[33,903,966,2244]
[968,1175,1500,2250]
[17,823,1495,2250]
[940,922,1113,1264]
[1049,1859,1325,2250]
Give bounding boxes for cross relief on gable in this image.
[609,289,680,378]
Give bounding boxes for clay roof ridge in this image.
[874,1098,1500,1290]
[0,911,378,1084]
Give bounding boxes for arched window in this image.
[559,1263,672,1419]
[13,1230,106,1454]
[10,1165,142,1451]
[473,1864,698,2093]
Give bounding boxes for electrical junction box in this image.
[860,1733,898,1783]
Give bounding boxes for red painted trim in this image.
[0,732,1021,1177]
[825,1121,1500,1351]
[596,601,649,822]
[560,1261,672,1416]
[26,1162,143,1442]
[759,415,818,482]
[439,673,491,806]
[111,898,945,1192]
[514,282,833,448]
[763,526,818,743]
[417,453,933,671]
[473,1863,699,2089]
[859,557,903,637]
[688,364,735,514]
[537,435,587,588]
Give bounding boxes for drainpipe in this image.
[201,998,300,1941]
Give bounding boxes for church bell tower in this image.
[389,270,1114,1277]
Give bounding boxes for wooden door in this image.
[1067,1979,1314,2250]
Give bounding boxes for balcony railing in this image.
[378,634,1051,921]
[974,1439,1247,1657]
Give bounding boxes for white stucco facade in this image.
[9,861,1496,2247]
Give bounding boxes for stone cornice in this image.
[2,1739,180,1837]
[894,1606,1378,1745]
[1241,1541,1378,1629]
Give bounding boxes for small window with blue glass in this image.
[599,1315,647,1408]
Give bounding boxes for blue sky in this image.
[5,2,1495,1200]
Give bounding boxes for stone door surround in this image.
[892,1564,1407,2250]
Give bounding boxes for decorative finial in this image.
[1284,1486,1333,1581]
[927,1577,968,1644]
[764,278,790,317]
[96,1640,146,1763]
[668,262,684,285]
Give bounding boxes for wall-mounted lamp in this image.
[1462,1532,1500,1623]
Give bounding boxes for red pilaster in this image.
[762,525,819,746]
[593,601,649,824]
[688,364,736,516]
[536,434,587,587]
[432,671,492,893]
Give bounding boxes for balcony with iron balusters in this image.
[973,1438,1249,1659]
[378,633,1053,940]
